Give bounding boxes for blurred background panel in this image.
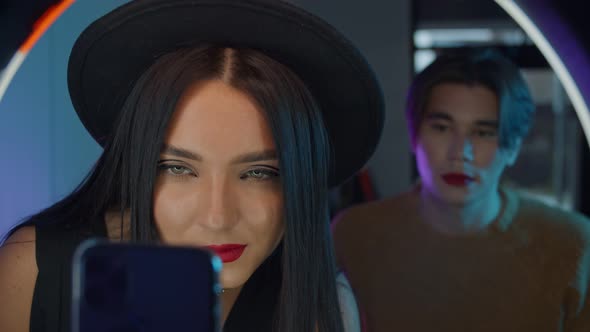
[0,0,128,237]
[412,0,588,212]
[0,0,415,237]
[1,0,590,238]
[330,0,590,216]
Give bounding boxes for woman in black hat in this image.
[0,0,384,331]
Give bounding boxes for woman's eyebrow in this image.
[230,150,278,164]
[160,145,277,164]
[160,144,203,161]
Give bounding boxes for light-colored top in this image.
[337,271,362,332]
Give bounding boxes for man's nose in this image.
[449,132,474,162]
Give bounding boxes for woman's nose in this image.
[200,176,235,230]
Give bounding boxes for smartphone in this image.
[71,239,222,332]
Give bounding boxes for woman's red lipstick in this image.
[441,173,474,187]
[205,244,247,263]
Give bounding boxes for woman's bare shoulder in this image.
[0,226,38,332]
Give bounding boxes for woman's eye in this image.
[158,164,195,177]
[242,168,280,180]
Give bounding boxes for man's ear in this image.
[505,138,522,166]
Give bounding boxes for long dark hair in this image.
[23,46,343,332]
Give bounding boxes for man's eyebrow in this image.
[425,111,498,128]
[475,120,499,128]
[424,111,452,121]
[160,145,202,161]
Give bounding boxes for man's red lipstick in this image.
[441,173,474,187]
[205,244,247,263]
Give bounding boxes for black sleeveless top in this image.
[30,221,282,332]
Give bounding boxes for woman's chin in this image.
[219,265,249,290]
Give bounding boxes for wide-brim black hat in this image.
[68,0,384,187]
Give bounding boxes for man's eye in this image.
[431,123,448,132]
[475,130,497,138]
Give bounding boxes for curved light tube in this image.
[495,0,590,147]
[0,0,75,104]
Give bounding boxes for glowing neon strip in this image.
[495,0,590,147]
[20,0,76,53]
[0,52,27,102]
[0,0,75,105]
